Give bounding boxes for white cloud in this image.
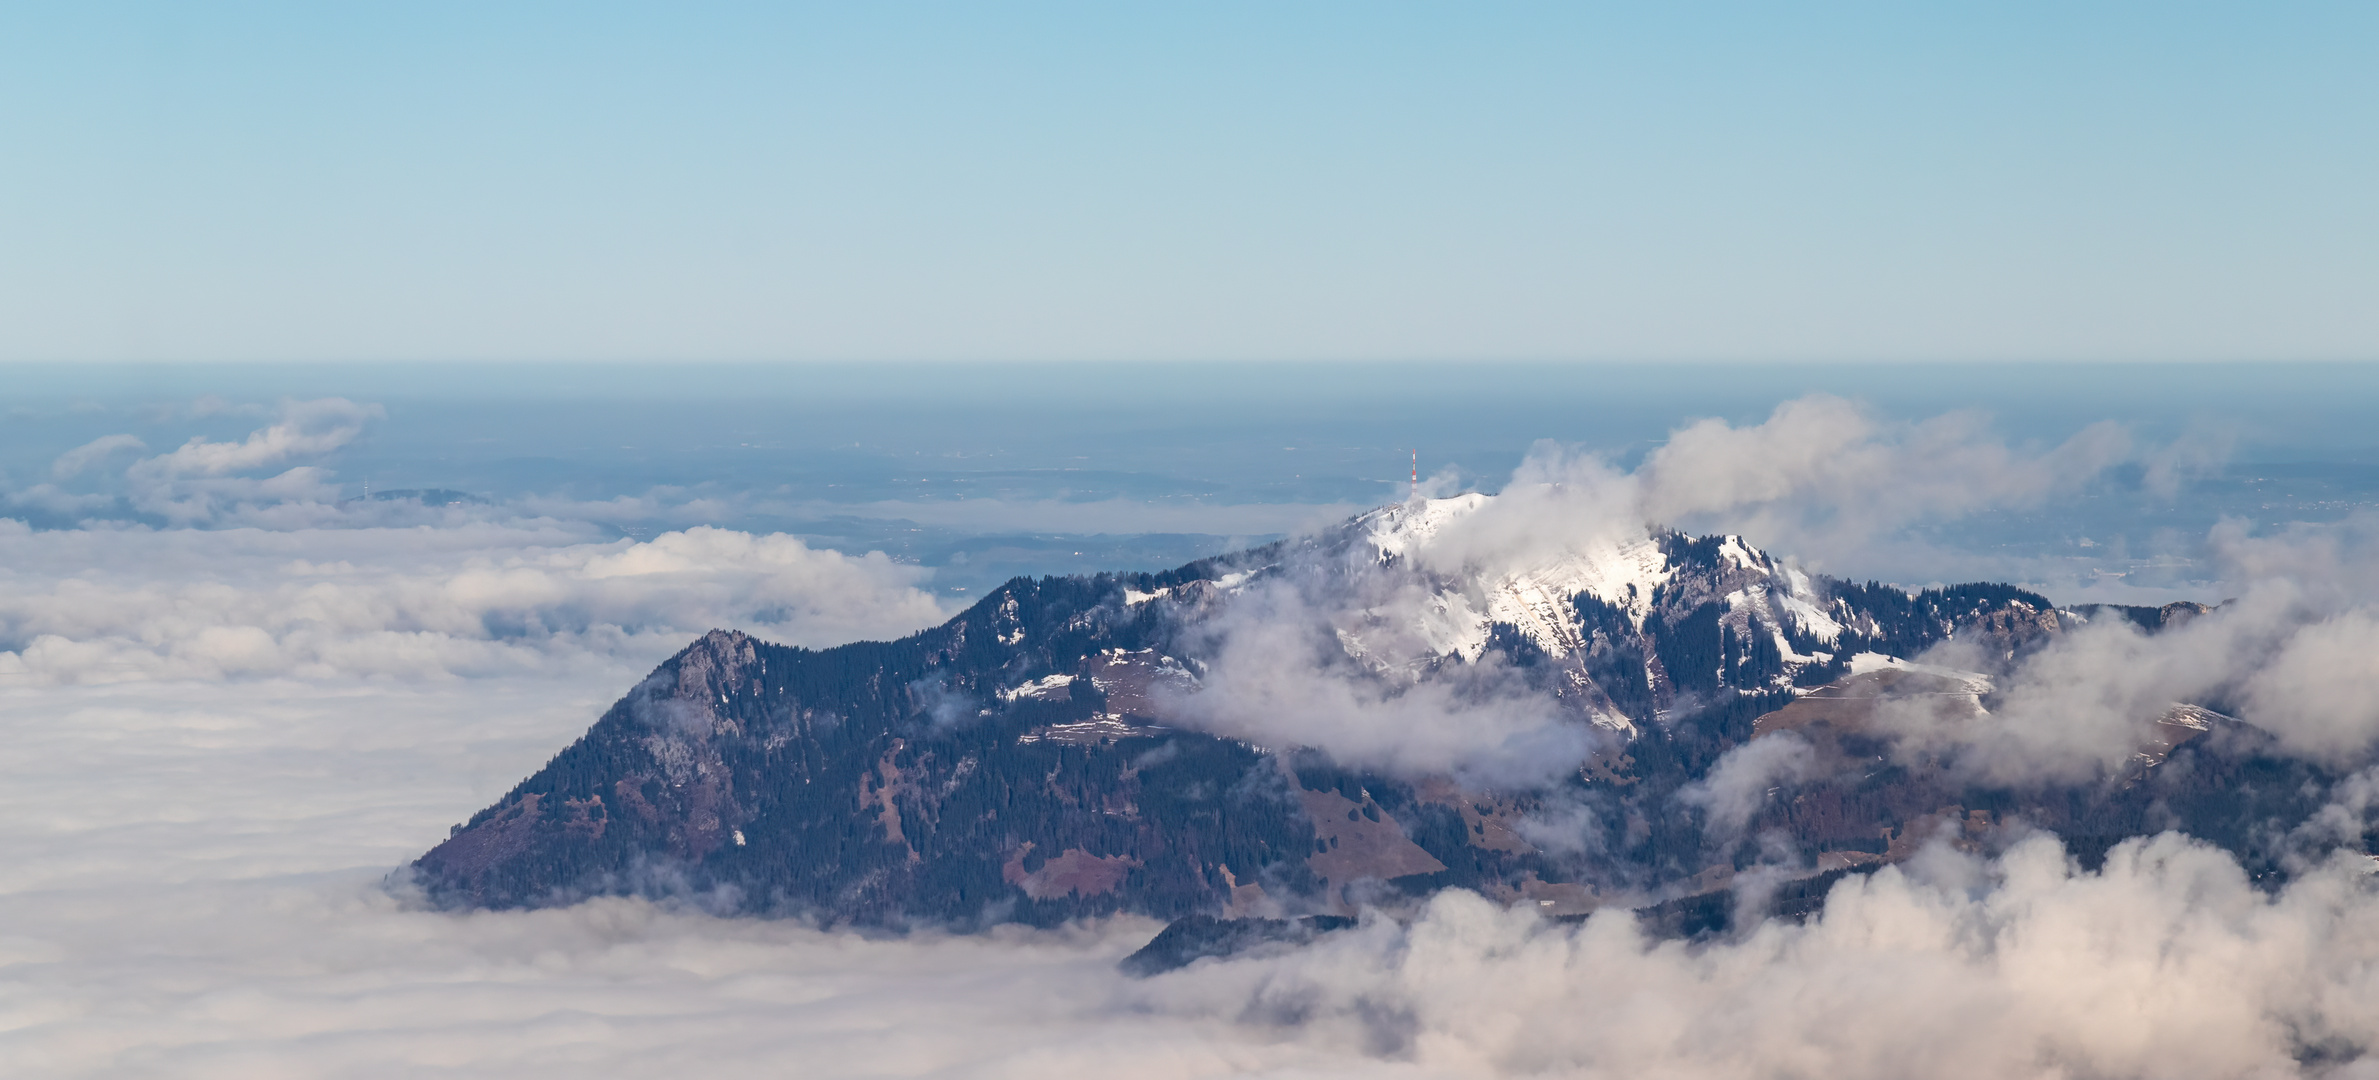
[1130,835,2379,1079]
[1165,577,1598,787]
[127,397,381,480]
[1639,396,2133,535]
[1867,515,2379,779]
[1403,395,2157,593]
[1,483,120,517]
[0,523,953,684]
[2242,610,2379,762]
[1415,443,1644,583]
[1681,733,1822,834]
[13,398,397,527]
[49,433,147,480]
[5,399,391,528]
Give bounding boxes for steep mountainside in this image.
[412,497,2325,928]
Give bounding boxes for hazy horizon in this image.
[10,359,2379,603]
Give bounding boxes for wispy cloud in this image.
[126,398,380,481]
[1167,574,1600,786]
[1423,394,2162,583]
[48,434,147,481]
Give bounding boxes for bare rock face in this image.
[619,629,757,863]
[415,629,761,905]
[411,508,2323,932]
[1118,914,1358,977]
[1960,600,2065,662]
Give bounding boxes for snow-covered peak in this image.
[1357,494,1668,619]
[1359,493,1490,562]
[1324,494,1855,697]
[1715,535,1765,573]
[1339,495,1699,662]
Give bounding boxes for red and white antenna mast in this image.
[1410,450,1418,503]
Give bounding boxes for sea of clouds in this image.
[9,396,2379,1077]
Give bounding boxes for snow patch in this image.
[998,673,1075,702]
[1347,495,1840,689]
[1775,592,1843,643]
[1473,535,1674,659]
[1848,652,1994,695]
[1717,536,1766,573]
[1361,493,1491,563]
[1411,590,1490,664]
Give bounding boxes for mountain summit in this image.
[411,497,2312,929]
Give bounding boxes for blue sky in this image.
[4,2,2374,362]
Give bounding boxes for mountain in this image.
[410,496,2333,930]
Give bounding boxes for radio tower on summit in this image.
[1410,450,1418,503]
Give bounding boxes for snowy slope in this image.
[1348,496,1843,676]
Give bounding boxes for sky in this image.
[5,2,2378,362]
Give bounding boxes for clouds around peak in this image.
[1162,394,2277,787]
[1639,395,2137,549]
[1422,394,2189,587]
[1164,573,1600,788]
[1883,513,2379,783]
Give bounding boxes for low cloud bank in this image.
[1133,834,2379,1079]
[0,522,951,683]
[16,690,2379,1080]
[10,673,2376,1077]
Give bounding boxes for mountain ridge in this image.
[410,496,2310,932]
